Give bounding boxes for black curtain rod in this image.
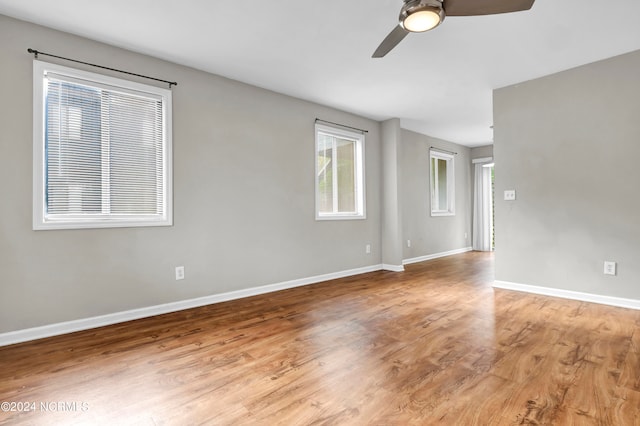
[315,118,368,134]
[27,48,177,88]
[430,146,457,155]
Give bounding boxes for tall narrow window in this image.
[430,150,455,216]
[33,61,172,230]
[315,124,365,220]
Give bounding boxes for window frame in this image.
[32,60,173,230]
[314,123,365,221]
[430,150,455,217]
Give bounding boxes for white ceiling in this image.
[1,0,640,147]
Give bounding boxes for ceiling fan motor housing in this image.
[400,0,446,32]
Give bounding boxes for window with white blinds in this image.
[32,61,173,230]
[315,123,365,220]
[430,150,455,216]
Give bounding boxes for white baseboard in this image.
[0,264,384,347]
[403,246,473,265]
[382,264,405,272]
[493,280,640,310]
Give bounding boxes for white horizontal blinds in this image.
[316,132,357,214]
[46,79,103,215]
[335,137,356,213]
[316,132,334,213]
[315,122,365,220]
[44,73,165,219]
[107,91,163,214]
[431,157,448,211]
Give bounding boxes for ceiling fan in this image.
[372,0,536,57]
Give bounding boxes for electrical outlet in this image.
[407,239,411,248]
[464,232,468,240]
[365,244,371,254]
[504,190,516,201]
[175,266,185,280]
[603,261,616,276]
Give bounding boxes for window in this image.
[33,61,172,230]
[430,150,455,216]
[315,123,365,220]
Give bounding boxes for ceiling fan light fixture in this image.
[400,0,445,33]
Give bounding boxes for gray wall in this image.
[381,119,404,269]
[0,15,383,333]
[471,145,493,160]
[493,50,640,299]
[400,129,472,260]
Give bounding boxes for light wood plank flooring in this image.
[1,252,639,425]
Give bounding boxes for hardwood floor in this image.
[1,252,639,425]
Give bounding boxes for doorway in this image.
[472,159,494,251]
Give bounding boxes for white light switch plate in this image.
[175,266,185,280]
[604,261,616,276]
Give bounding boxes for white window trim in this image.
[32,60,173,230]
[314,123,366,221]
[430,150,455,217]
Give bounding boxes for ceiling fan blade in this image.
[372,25,410,58]
[443,0,535,16]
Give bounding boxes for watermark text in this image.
[1,401,89,412]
